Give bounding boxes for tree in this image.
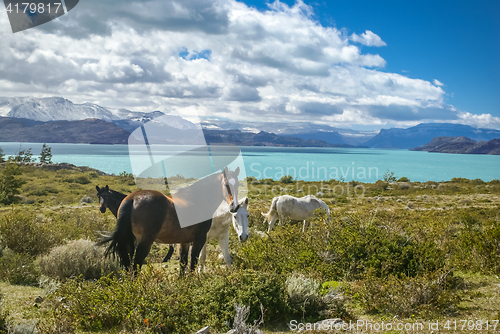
[383,170,397,183]
[0,163,24,205]
[11,147,34,163]
[39,143,52,164]
[0,147,5,163]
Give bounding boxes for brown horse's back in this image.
[126,190,200,244]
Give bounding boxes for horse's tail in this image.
[261,197,279,221]
[98,198,135,268]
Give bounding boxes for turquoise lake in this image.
[1,142,499,183]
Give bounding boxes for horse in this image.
[99,167,241,272]
[261,195,330,232]
[95,185,175,262]
[96,185,250,268]
[198,196,249,270]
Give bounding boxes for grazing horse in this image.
[99,167,240,272]
[261,195,330,232]
[96,185,175,261]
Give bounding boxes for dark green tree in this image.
[39,143,52,164]
[0,147,5,163]
[0,163,24,205]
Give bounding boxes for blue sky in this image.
[244,0,500,120]
[0,0,499,130]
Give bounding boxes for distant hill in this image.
[364,123,500,149]
[0,117,130,144]
[411,136,500,155]
[203,130,349,147]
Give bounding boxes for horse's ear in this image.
[244,197,248,204]
[96,185,100,192]
[223,166,229,178]
[234,167,240,177]
[105,185,109,191]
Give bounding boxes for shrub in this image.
[0,249,39,285]
[354,269,461,318]
[0,163,24,205]
[285,273,323,314]
[38,239,120,280]
[0,210,60,256]
[280,175,294,184]
[383,170,396,183]
[46,268,319,333]
[397,176,410,182]
[229,304,264,334]
[451,212,500,274]
[0,294,8,334]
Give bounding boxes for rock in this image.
[376,196,384,201]
[416,195,422,200]
[431,184,436,189]
[195,326,210,334]
[316,191,324,196]
[398,182,411,190]
[396,199,403,203]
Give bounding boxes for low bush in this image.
[285,273,323,315]
[235,214,446,281]
[451,212,500,274]
[280,175,294,184]
[0,210,61,257]
[38,239,120,280]
[47,268,326,333]
[353,269,461,318]
[0,249,39,285]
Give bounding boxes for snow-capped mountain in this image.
[0,97,119,122]
[0,96,199,132]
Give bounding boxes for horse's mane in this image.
[173,171,222,203]
[109,189,127,201]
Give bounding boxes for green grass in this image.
[0,165,499,333]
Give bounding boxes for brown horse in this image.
[99,167,240,272]
[96,185,174,262]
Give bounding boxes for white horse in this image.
[199,197,249,269]
[261,195,330,232]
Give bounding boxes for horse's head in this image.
[232,197,249,242]
[222,166,240,213]
[96,185,110,213]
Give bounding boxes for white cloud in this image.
[451,112,500,130]
[350,30,387,47]
[0,0,488,129]
[433,79,444,86]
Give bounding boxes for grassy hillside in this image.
[0,164,499,333]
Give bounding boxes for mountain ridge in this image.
[411,136,500,155]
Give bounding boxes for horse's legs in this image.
[302,220,310,232]
[199,243,207,272]
[190,219,212,271]
[133,241,153,271]
[267,214,278,232]
[179,243,190,275]
[162,244,175,263]
[218,229,232,267]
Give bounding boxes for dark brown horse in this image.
[99,167,240,272]
[96,185,175,262]
[95,185,174,262]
